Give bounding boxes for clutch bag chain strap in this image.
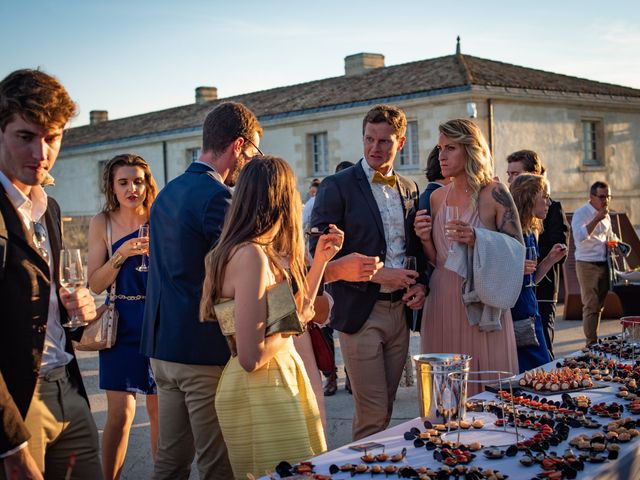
[106,216,117,345]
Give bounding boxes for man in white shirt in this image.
[0,69,101,479]
[302,178,320,233]
[571,181,614,347]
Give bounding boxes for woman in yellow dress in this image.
[200,155,344,479]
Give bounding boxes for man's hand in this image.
[403,283,427,310]
[3,447,43,480]
[325,253,383,283]
[59,287,97,323]
[594,207,608,222]
[372,267,418,291]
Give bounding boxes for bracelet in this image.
[110,252,125,269]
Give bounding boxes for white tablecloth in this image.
[260,355,640,479]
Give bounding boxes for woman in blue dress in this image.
[509,174,568,372]
[88,154,159,479]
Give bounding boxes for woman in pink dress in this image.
[414,119,521,384]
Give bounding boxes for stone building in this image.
[53,43,640,243]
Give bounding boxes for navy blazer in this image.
[310,159,427,334]
[140,162,231,365]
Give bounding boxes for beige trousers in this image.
[338,300,409,441]
[0,366,102,480]
[576,261,610,345]
[150,359,232,480]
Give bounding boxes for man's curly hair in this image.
[0,69,77,131]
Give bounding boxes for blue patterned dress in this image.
[99,230,156,394]
[511,233,551,373]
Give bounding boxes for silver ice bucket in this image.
[413,353,471,423]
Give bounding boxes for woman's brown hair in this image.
[510,173,547,234]
[200,155,306,321]
[101,154,158,213]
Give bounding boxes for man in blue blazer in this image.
[141,102,262,479]
[311,105,427,440]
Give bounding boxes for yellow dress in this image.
[216,336,327,479]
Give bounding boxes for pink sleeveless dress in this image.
[421,184,519,389]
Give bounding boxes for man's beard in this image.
[226,153,249,187]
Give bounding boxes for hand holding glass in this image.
[403,256,419,330]
[526,246,537,288]
[445,206,459,253]
[136,224,149,272]
[59,248,88,328]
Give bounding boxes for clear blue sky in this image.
[2,0,639,126]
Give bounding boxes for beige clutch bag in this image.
[209,280,304,337]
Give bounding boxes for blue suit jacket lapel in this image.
[354,160,385,238]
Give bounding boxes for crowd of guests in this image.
[0,67,622,480]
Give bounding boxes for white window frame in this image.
[397,120,419,169]
[186,147,202,167]
[581,119,604,166]
[309,132,329,175]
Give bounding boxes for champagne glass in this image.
[445,206,459,253]
[136,224,149,272]
[59,248,88,328]
[403,256,419,330]
[526,246,537,288]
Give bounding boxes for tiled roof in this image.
[62,54,640,149]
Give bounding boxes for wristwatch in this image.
[110,251,125,269]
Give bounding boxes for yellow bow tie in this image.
[372,171,397,188]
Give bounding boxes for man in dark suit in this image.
[0,69,101,479]
[507,150,569,358]
[311,104,427,440]
[140,102,261,480]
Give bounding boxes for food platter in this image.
[486,380,608,395]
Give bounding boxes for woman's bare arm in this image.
[491,182,524,244]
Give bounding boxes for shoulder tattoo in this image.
[491,184,523,242]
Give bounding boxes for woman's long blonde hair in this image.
[439,119,494,202]
[510,173,547,234]
[200,155,306,321]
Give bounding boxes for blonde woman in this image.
[200,156,343,479]
[414,119,522,377]
[87,154,159,479]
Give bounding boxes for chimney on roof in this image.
[456,36,461,54]
[89,110,108,125]
[344,53,385,76]
[195,86,218,104]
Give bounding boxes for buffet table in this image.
[261,348,640,479]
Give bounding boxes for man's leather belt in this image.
[578,260,608,267]
[376,289,404,302]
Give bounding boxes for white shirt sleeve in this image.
[571,206,592,244]
[0,442,28,458]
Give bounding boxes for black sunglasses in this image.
[243,137,264,156]
[33,221,49,261]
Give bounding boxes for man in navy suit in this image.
[141,102,262,480]
[311,104,427,440]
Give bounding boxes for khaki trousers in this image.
[150,359,232,480]
[576,261,610,345]
[339,300,409,441]
[0,366,102,480]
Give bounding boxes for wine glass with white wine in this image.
[445,206,460,254]
[136,224,150,272]
[59,248,88,328]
